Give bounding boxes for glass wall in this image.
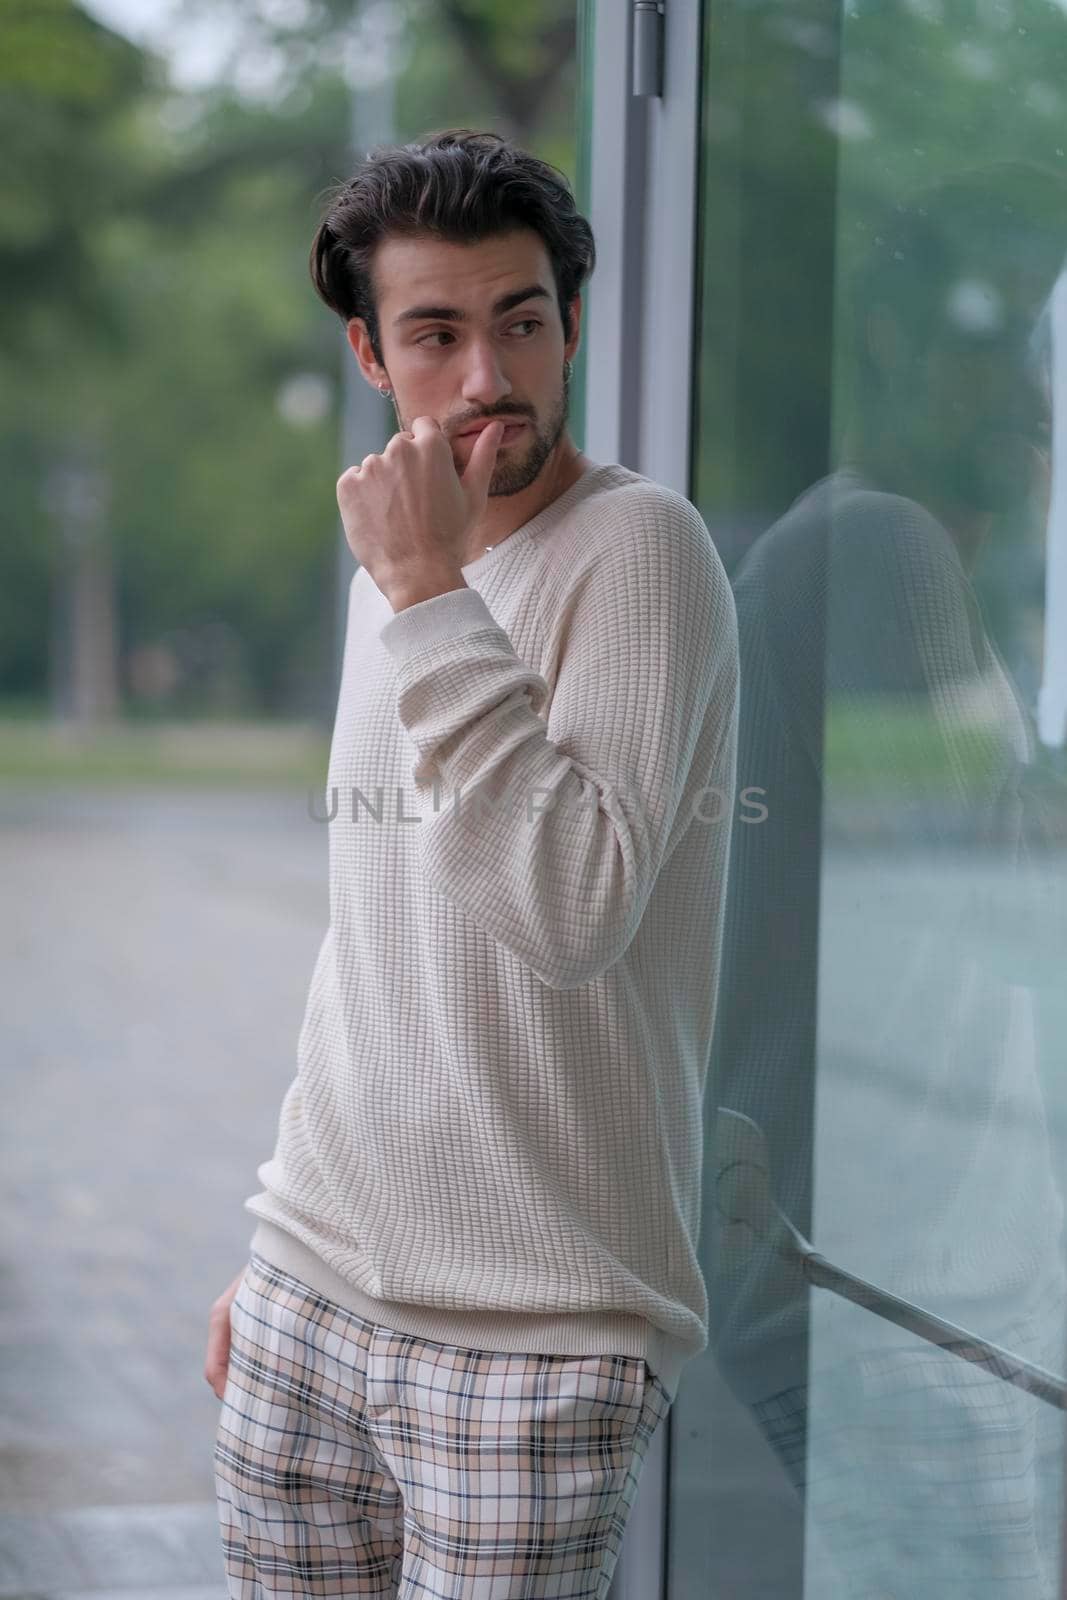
[676,0,1067,1593]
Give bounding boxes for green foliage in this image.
[1,0,578,718]
[694,0,1067,515]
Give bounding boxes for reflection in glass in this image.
[709,162,1067,1597]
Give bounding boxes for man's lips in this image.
[456,419,527,440]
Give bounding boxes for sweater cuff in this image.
[378,584,502,664]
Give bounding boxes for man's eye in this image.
[415,320,541,348]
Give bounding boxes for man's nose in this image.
[461,344,512,400]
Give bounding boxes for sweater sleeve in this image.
[377,496,739,990]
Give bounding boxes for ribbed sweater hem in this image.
[248,1217,689,1403]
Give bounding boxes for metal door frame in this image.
[578,2,705,1592]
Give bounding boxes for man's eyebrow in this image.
[392,284,552,328]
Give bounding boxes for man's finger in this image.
[461,420,505,501]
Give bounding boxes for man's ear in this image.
[564,294,582,363]
[346,317,387,390]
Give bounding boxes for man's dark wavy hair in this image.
[309,128,596,368]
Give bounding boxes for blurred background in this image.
[0,1,584,1592]
[7,1,1067,1596]
[0,0,583,755]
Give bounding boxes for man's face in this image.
[349,227,579,498]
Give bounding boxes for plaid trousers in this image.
[214,1251,671,1598]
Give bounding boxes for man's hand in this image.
[204,1268,246,1401]
[337,415,505,610]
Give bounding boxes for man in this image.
[207,127,739,1598]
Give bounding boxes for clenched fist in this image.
[337,414,505,611]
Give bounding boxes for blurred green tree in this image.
[0,0,579,722]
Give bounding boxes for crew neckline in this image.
[460,459,620,576]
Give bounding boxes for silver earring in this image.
[378,382,392,398]
[564,358,573,384]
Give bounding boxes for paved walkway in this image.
[0,782,805,1597]
[0,784,329,1596]
[19,785,1048,1593]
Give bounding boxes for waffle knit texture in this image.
[244,459,740,1403]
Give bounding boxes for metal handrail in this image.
[715,1108,1067,1411]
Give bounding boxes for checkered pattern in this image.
[214,1252,671,1598]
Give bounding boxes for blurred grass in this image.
[0,716,330,786]
[824,697,1012,792]
[0,700,1057,795]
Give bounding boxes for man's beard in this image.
[393,368,572,496]
[484,376,570,498]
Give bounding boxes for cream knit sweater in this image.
[245,459,740,1401]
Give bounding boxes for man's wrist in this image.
[387,571,469,613]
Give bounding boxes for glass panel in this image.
[677,2,1067,1594]
[572,0,596,454]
